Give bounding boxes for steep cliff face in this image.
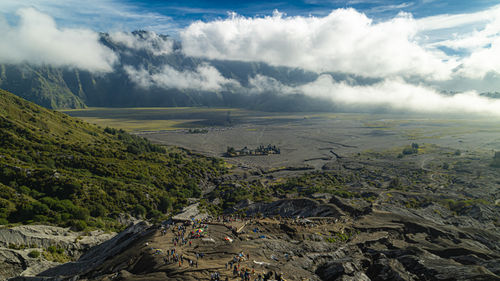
[0,64,86,109]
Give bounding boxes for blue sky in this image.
[135,0,499,21]
[1,0,499,34]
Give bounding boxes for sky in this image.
[1,0,500,116]
[1,0,499,34]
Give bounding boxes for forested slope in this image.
[0,89,225,230]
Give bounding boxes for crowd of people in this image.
[153,217,289,280]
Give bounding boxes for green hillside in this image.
[0,64,87,109]
[0,89,225,230]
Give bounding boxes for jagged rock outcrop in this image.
[171,203,208,222]
[7,222,151,281]
[0,225,114,256]
[0,225,114,281]
[33,221,152,279]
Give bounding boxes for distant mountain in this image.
[480,91,500,98]
[0,31,334,111]
[0,89,225,230]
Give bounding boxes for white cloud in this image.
[0,0,178,35]
[423,6,500,51]
[181,9,455,80]
[0,8,117,72]
[299,75,500,116]
[124,64,240,91]
[246,75,297,95]
[420,6,500,79]
[239,73,500,116]
[110,31,174,56]
[457,38,500,79]
[416,5,500,31]
[181,6,500,83]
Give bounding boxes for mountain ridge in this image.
[0,31,332,111]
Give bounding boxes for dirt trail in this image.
[419,155,443,186]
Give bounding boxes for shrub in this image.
[71,207,90,221]
[43,246,69,263]
[158,196,172,213]
[71,220,87,231]
[147,209,162,220]
[47,245,57,253]
[402,147,417,155]
[104,127,117,135]
[47,245,64,254]
[134,205,147,218]
[491,151,500,168]
[28,250,40,258]
[90,204,107,217]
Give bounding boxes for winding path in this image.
[420,155,441,184]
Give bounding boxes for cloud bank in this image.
[181,7,500,82]
[181,9,454,80]
[124,64,240,91]
[0,8,117,72]
[298,76,500,116]
[237,74,500,116]
[176,6,500,116]
[110,31,174,56]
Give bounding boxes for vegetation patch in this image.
[491,151,500,168]
[43,246,70,263]
[207,181,272,211]
[326,229,358,243]
[28,250,40,258]
[439,198,490,214]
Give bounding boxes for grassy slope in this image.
[0,89,225,230]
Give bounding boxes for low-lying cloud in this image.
[298,76,500,116]
[124,64,240,91]
[110,31,173,56]
[246,75,298,95]
[220,72,500,116]
[0,8,117,72]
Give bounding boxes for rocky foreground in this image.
[5,198,500,281]
[0,225,114,280]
